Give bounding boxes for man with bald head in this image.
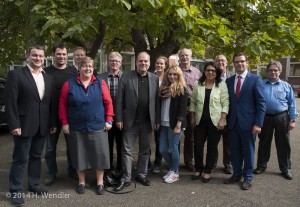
[114,52,160,191]
[178,48,201,171]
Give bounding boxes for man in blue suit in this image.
[224,52,266,190]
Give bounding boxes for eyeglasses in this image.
[268,69,279,72]
[109,60,121,63]
[81,65,93,69]
[205,69,216,73]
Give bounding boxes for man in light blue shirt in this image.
[254,61,298,180]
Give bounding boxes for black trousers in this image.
[194,119,221,174]
[153,130,162,166]
[215,126,231,167]
[257,112,291,173]
[45,119,76,177]
[108,123,123,170]
[184,113,194,165]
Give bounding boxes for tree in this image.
[1,0,300,72]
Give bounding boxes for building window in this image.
[289,62,300,76]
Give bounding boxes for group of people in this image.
[4,45,298,206]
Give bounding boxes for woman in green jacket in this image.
[189,62,229,183]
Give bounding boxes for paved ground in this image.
[0,98,299,207]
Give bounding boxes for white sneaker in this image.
[163,171,172,180]
[164,172,179,183]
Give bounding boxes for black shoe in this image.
[113,181,131,192]
[135,176,151,186]
[191,172,202,180]
[44,175,56,186]
[242,179,252,190]
[185,162,194,171]
[96,184,105,195]
[76,184,86,194]
[11,195,25,206]
[104,173,117,187]
[28,187,48,195]
[202,177,211,183]
[253,167,265,174]
[281,172,293,180]
[224,165,233,174]
[69,172,78,180]
[224,175,242,184]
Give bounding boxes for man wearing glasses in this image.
[99,52,123,181]
[254,61,298,180]
[224,53,266,190]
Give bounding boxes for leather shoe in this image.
[104,174,118,187]
[202,177,211,183]
[185,163,194,171]
[44,175,56,186]
[11,195,25,206]
[28,187,48,195]
[253,167,265,174]
[76,184,86,194]
[135,176,151,186]
[113,181,131,192]
[224,165,233,174]
[281,172,293,180]
[191,172,202,180]
[68,172,78,180]
[242,179,252,190]
[224,175,242,184]
[96,184,105,195]
[11,196,25,206]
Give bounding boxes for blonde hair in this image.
[160,66,186,97]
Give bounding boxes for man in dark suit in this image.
[224,52,266,190]
[215,54,234,174]
[98,52,123,180]
[5,45,56,206]
[114,52,160,191]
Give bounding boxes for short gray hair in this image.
[267,61,282,72]
[109,52,122,61]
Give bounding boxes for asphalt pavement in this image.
[0,99,299,207]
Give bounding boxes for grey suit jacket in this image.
[115,70,160,130]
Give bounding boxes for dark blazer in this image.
[115,70,160,130]
[226,72,266,131]
[166,91,189,130]
[5,66,56,137]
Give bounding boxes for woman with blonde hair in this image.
[159,65,188,183]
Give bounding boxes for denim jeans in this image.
[159,126,181,172]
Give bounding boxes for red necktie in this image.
[236,75,241,97]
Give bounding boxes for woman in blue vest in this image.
[59,57,114,195]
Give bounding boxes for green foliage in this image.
[1,0,300,72]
